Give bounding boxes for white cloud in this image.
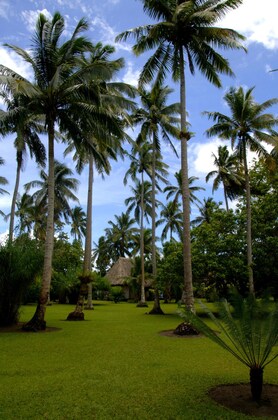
[121,61,140,87]
[0,0,9,19]
[221,0,278,49]
[0,47,33,90]
[90,16,131,52]
[21,8,52,32]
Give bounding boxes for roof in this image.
[105,257,133,286]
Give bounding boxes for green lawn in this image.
[0,302,277,419]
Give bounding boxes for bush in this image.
[0,236,43,326]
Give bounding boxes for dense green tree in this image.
[116,0,245,311]
[205,86,278,294]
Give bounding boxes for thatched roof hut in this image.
[106,257,133,286]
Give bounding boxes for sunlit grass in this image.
[0,301,277,419]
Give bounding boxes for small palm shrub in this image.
[179,293,278,401]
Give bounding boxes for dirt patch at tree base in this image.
[0,323,61,333]
[159,329,203,338]
[209,383,278,418]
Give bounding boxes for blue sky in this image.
[0,0,278,245]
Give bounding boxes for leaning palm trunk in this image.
[9,155,22,242]
[68,155,94,320]
[149,137,164,315]
[179,48,194,312]
[243,145,254,294]
[23,126,56,331]
[137,173,147,307]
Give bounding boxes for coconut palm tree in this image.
[105,213,137,259]
[70,206,86,243]
[25,160,80,227]
[157,200,183,242]
[206,145,244,210]
[164,171,204,207]
[0,92,46,241]
[116,0,245,311]
[125,179,152,306]
[131,82,179,314]
[0,13,131,329]
[65,41,135,316]
[204,86,278,294]
[0,13,91,330]
[191,197,219,227]
[0,157,9,196]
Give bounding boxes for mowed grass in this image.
[0,302,277,420]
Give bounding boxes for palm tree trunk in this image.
[9,155,22,241]
[243,146,255,294]
[179,47,194,312]
[68,154,94,320]
[137,171,147,307]
[85,155,94,310]
[149,136,164,315]
[250,367,263,400]
[23,123,56,331]
[224,187,229,211]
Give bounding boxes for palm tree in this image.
[0,157,9,196]
[191,197,219,227]
[164,171,204,207]
[0,13,98,330]
[0,92,46,241]
[157,200,183,242]
[105,213,137,260]
[132,82,179,314]
[204,86,278,294]
[125,179,152,306]
[70,206,86,243]
[116,0,245,311]
[206,145,244,210]
[65,41,135,316]
[25,160,80,228]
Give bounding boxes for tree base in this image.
[22,319,46,332]
[148,307,165,315]
[67,311,85,321]
[174,321,199,336]
[136,301,148,308]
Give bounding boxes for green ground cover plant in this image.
[0,302,277,419]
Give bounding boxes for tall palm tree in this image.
[157,200,183,242]
[204,86,278,294]
[65,41,135,316]
[125,179,152,306]
[0,13,130,329]
[164,171,204,207]
[0,92,46,241]
[0,13,90,330]
[132,82,179,314]
[116,0,245,311]
[206,145,244,210]
[70,206,86,243]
